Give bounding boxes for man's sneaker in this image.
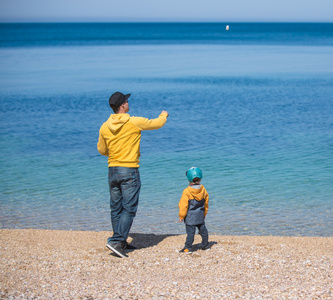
[201,245,211,250]
[179,248,192,254]
[106,242,127,258]
[125,242,137,250]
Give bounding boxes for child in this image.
[178,167,209,253]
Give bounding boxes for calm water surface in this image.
[0,23,332,236]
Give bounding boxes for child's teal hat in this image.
[186,167,203,182]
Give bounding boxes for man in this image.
[97,91,169,258]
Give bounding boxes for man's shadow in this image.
[128,233,179,250]
[128,233,217,251]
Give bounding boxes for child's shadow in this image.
[191,241,218,252]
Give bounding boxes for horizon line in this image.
[1,20,333,24]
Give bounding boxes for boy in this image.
[178,167,209,253]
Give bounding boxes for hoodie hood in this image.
[106,113,130,133]
[188,185,206,201]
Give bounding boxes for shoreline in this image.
[1,229,332,299]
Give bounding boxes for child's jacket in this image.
[178,185,209,225]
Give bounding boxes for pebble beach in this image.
[0,229,332,299]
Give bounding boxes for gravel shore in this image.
[1,229,332,299]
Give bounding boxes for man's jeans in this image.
[107,167,141,244]
[185,223,209,250]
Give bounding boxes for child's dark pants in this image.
[185,223,208,250]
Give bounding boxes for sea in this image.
[0,23,332,237]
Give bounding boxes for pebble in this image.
[1,229,332,299]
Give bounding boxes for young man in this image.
[97,92,169,258]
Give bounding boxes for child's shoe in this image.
[179,248,193,254]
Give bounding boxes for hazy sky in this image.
[1,0,332,23]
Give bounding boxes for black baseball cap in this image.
[109,92,131,108]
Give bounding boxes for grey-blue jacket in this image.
[178,185,209,225]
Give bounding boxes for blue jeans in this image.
[185,223,209,250]
[107,167,141,244]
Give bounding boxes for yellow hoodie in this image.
[97,112,167,168]
[178,185,209,224]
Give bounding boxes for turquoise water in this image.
[0,23,332,236]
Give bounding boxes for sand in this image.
[0,229,332,299]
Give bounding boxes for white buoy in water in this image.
[226,25,229,31]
